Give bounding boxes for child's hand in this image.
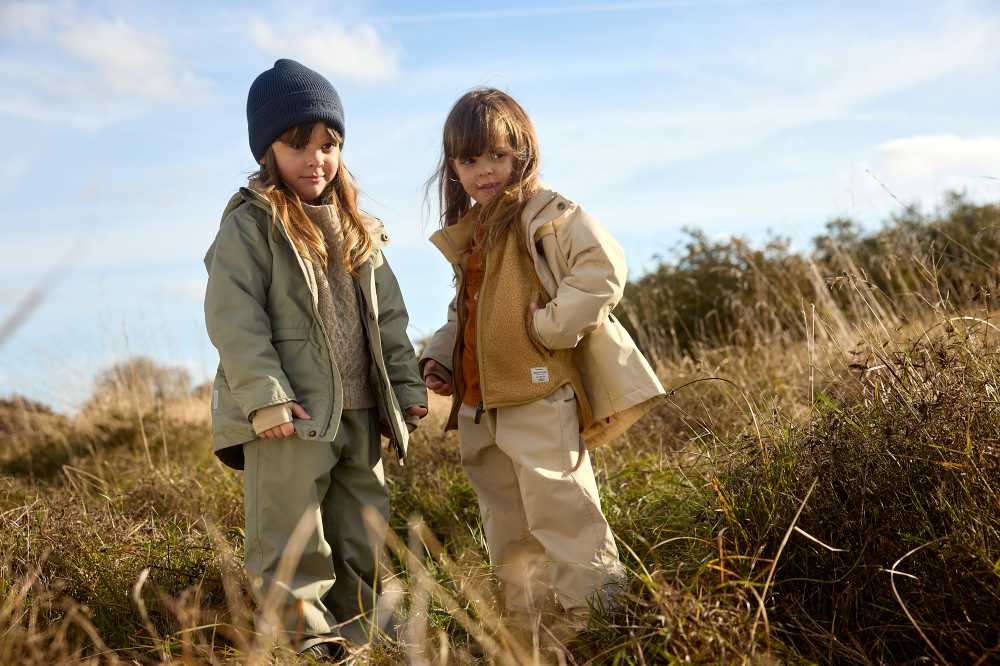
[529,302,539,313]
[405,405,428,433]
[260,402,311,439]
[423,360,453,396]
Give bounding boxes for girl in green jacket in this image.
[203,58,427,660]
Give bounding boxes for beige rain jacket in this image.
[421,187,664,447]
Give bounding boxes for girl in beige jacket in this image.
[420,88,664,642]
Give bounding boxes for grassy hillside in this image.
[2,193,999,664]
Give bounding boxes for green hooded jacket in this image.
[204,187,426,469]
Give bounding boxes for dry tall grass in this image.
[2,192,999,664]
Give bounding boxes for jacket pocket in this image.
[270,326,329,428]
[526,290,553,357]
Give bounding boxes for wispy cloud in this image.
[372,0,758,24]
[248,15,399,83]
[539,3,1000,197]
[0,2,210,129]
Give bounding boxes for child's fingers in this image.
[406,405,429,417]
[290,402,312,420]
[435,384,453,396]
[260,421,295,439]
[425,375,444,389]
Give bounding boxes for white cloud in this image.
[58,19,208,103]
[851,134,1000,219]
[877,135,1000,180]
[0,1,62,37]
[0,6,210,128]
[248,16,399,83]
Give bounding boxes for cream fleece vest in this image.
[452,225,593,430]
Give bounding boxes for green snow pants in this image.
[242,407,390,651]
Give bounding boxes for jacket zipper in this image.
[355,273,405,463]
[475,247,491,413]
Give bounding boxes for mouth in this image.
[478,182,500,193]
[303,175,325,184]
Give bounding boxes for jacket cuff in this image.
[234,375,296,420]
[403,411,422,433]
[419,357,454,385]
[251,402,293,435]
[394,384,429,412]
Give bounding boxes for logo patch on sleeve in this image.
[530,367,550,384]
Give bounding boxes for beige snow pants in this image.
[457,384,624,613]
[242,407,390,651]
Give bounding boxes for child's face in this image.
[271,124,340,203]
[451,146,513,206]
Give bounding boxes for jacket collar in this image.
[428,187,568,265]
[429,209,477,265]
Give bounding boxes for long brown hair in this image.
[249,123,372,274]
[429,88,540,248]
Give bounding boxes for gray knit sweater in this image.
[302,202,376,409]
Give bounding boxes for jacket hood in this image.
[224,186,390,248]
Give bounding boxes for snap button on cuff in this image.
[557,202,566,210]
[308,429,317,437]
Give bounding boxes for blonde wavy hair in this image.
[429,88,540,248]
[249,123,371,274]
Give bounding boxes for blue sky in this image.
[2,0,1000,410]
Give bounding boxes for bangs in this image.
[277,122,340,149]
[443,102,516,160]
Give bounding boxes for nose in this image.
[307,149,323,168]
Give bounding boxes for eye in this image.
[459,157,475,166]
[321,142,337,153]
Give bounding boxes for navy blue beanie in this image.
[246,59,345,163]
